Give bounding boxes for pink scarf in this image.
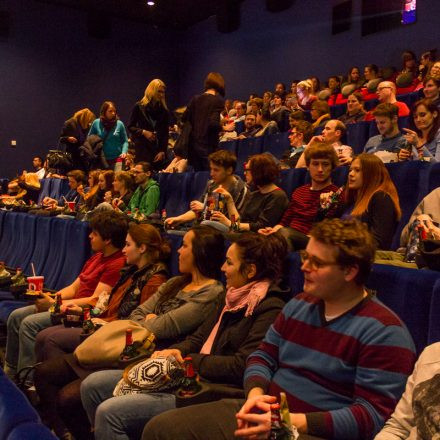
[200,280,270,355]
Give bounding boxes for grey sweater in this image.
[129,278,224,340]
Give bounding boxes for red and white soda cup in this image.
[28,276,44,292]
[67,201,76,211]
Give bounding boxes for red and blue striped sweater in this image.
[244,292,416,440]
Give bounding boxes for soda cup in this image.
[27,275,44,292]
[67,201,76,211]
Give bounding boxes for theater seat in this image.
[279,168,307,198]
[7,213,37,270]
[263,132,290,159]
[428,278,440,345]
[162,173,193,217]
[23,216,52,276]
[235,137,264,173]
[367,264,440,354]
[424,161,440,194]
[189,171,210,202]
[385,161,431,249]
[346,121,371,154]
[220,140,237,155]
[37,179,52,204]
[0,212,22,264]
[6,422,57,440]
[0,300,33,324]
[50,178,70,201]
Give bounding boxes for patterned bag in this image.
[113,355,184,396]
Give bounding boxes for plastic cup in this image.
[67,201,76,211]
[28,276,44,292]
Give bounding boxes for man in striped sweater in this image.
[143,218,416,440]
[259,143,342,251]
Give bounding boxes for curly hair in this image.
[231,232,288,283]
[310,218,375,285]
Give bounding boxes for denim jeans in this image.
[5,305,53,377]
[81,370,176,440]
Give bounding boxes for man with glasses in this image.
[280,120,313,168]
[365,81,410,121]
[126,161,160,217]
[143,218,415,440]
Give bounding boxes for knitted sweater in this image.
[244,292,416,440]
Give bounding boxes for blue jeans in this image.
[81,370,176,440]
[5,305,52,376]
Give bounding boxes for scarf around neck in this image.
[100,116,117,131]
[199,279,270,355]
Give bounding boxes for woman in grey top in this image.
[32,226,225,440]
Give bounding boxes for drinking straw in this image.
[31,263,36,277]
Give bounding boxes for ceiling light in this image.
[147,1,155,5]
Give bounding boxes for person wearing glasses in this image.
[365,81,410,121]
[125,162,160,218]
[142,218,416,440]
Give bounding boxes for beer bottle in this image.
[53,292,62,314]
[82,307,95,334]
[269,403,293,440]
[120,328,140,361]
[161,209,167,223]
[230,214,237,231]
[178,356,202,396]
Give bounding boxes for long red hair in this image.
[346,154,401,219]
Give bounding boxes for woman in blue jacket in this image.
[89,101,129,171]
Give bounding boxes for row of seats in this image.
[0,212,91,323]
[0,367,56,440]
[222,115,411,166]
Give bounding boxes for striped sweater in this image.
[279,183,339,234]
[244,292,416,440]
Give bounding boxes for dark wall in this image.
[177,0,440,103]
[0,0,179,178]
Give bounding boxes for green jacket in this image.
[126,178,160,216]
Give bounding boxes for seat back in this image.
[263,132,290,159]
[236,137,264,173]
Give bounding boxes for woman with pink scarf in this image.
[80,232,290,440]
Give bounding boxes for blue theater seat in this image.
[189,171,210,202]
[6,213,37,269]
[367,264,440,354]
[50,178,70,201]
[263,132,290,159]
[330,103,346,119]
[219,140,237,155]
[23,216,52,276]
[236,137,264,173]
[346,121,371,154]
[424,161,440,194]
[278,168,307,198]
[385,161,431,249]
[161,173,193,217]
[235,120,245,134]
[428,278,440,345]
[0,212,23,264]
[37,179,52,204]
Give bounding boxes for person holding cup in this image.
[3,211,127,382]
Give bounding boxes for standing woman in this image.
[182,72,225,171]
[59,108,96,170]
[128,79,169,169]
[89,101,129,171]
[345,153,401,250]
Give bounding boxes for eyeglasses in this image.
[299,250,339,271]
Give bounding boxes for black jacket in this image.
[170,284,289,387]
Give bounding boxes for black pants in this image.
[142,399,325,440]
[34,356,92,439]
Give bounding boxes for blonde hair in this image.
[140,79,167,109]
[73,108,96,130]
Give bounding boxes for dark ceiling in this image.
[36,0,244,30]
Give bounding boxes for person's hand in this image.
[153,152,165,162]
[258,225,281,236]
[67,137,78,143]
[338,154,352,166]
[91,317,107,326]
[164,217,182,228]
[35,292,55,313]
[213,185,233,203]
[77,184,85,197]
[190,200,204,212]
[62,303,82,315]
[151,348,184,363]
[308,135,324,146]
[211,211,230,226]
[145,313,157,321]
[235,394,277,438]
[143,130,156,141]
[223,122,235,132]
[403,128,419,146]
[398,148,411,161]
[104,191,112,203]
